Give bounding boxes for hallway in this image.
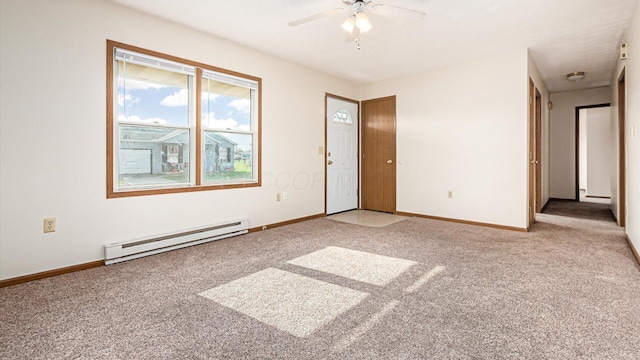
[542,199,616,222]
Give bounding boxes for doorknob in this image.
[328,160,333,165]
[387,160,393,164]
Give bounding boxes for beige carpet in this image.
[1,200,639,359]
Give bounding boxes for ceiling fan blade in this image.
[369,3,426,21]
[288,7,345,26]
[345,27,360,42]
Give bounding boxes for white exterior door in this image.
[326,96,358,214]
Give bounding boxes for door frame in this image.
[535,88,542,212]
[528,80,544,226]
[574,103,610,201]
[617,68,626,227]
[527,80,537,227]
[324,93,360,215]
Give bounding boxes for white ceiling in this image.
[109,0,639,93]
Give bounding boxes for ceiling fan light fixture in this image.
[566,71,585,81]
[355,11,372,32]
[341,16,356,33]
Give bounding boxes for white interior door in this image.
[326,96,358,214]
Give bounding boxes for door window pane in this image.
[333,109,352,124]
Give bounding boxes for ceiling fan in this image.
[288,0,426,46]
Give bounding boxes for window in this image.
[333,109,352,124]
[107,41,261,197]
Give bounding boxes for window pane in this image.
[117,60,190,127]
[119,125,190,187]
[333,109,352,124]
[202,78,252,131]
[203,131,253,182]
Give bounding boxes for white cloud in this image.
[202,113,252,151]
[161,89,189,107]
[118,78,165,90]
[117,114,168,125]
[202,112,238,129]
[118,93,140,107]
[202,92,220,103]
[229,98,251,114]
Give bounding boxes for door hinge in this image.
[529,97,532,104]
[362,153,365,159]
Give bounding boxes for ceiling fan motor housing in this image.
[352,1,367,13]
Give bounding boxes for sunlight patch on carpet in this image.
[288,246,417,286]
[404,265,446,293]
[334,300,400,352]
[199,268,368,337]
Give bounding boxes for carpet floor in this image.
[542,198,617,222]
[1,201,639,359]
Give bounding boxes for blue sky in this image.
[118,77,253,151]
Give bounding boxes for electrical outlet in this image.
[448,191,454,199]
[44,218,56,233]
[276,193,281,202]
[283,192,288,200]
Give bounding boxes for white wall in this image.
[528,53,551,208]
[579,112,588,190]
[611,2,640,252]
[549,87,611,199]
[585,107,612,197]
[360,50,529,229]
[0,0,359,280]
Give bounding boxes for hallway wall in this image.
[549,88,611,199]
[611,1,640,255]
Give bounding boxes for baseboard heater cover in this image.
[104,219,249,265]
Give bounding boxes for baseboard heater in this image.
[104,219,249,265]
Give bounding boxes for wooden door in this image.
[362,96,396,213]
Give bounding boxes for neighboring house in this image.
[119,127,236,175]
[204,132,237,172]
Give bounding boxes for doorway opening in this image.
[574,103,611,204]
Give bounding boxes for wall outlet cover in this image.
[44,218,56,233]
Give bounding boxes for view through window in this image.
[108,41,261,197]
